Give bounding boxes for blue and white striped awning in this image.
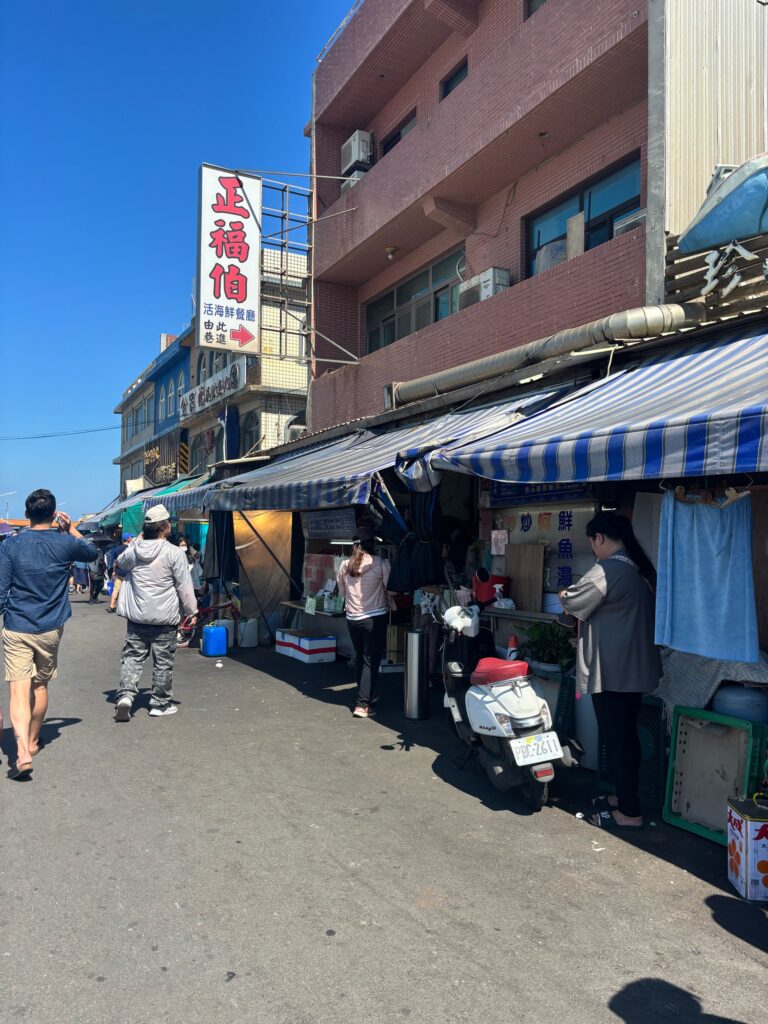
[183,390,557,513]
[430,327,768,483]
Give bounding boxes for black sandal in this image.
[589,810,643,831]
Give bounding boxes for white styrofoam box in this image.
[276,628,302,658]
[727,799,768,901]
[293,634,336,664]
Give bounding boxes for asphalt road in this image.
[1,598,766,1024]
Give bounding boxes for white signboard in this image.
[197,164,261,353]
[179,357,247,421]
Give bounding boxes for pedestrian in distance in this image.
[114,504,197,721]
[336,528,392,719]
[106,534,131,614]
[0,489,98,778]
[559,511,660,830]
[87,547,107,603]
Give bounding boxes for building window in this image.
[136,403,145,433]
[158,386,166,422]
[177,371,184,407]
[241,411,261,456]
[167,378,175,417]
[527,0,549,16]
[196,352,207,384]
[214,427,225,463]
[441,59,468,100]
[365,248,465,353]
[527,157,641,277]
[381,111,416,157]
[190,434,206,474]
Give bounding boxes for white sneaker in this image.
[115,696,132,722]
[148,704,178,717]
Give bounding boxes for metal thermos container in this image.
[404,628,430,720]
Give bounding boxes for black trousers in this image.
[347,615,387,707]
[89,575,105,600]
[591,690,644,818]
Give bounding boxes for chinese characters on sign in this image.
[178,358,246,421]
[197,166,261,353]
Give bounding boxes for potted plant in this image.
[520,622,575,677]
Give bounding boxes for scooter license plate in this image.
[510,731,563,767]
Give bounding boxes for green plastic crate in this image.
[663,707,767,845]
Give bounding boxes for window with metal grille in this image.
[241,411,261,456]
[365,248,465,354]
[167,378,175,417]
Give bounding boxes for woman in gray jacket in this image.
[114,504,197,721]
[560,511,659,830]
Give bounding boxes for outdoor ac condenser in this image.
[341,169,368,193]
[458,268,510,311]
[341,130,373,176]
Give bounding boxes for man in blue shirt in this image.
[0,489,97,778]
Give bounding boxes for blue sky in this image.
[0,0,351,520]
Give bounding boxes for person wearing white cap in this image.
[113,504,197,720]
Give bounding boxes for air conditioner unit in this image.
[341,130,373,176]
[458,268,510,310]
[341,169,368,193]
[614,208,647,237]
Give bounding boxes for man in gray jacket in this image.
[114,504,197,721]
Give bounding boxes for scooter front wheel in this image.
[520,773,548,811]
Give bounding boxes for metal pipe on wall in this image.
[391,301,707,407]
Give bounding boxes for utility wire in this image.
[0,425,122,440]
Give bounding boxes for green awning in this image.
[100,474,209,533]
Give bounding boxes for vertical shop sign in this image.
[196,164,261,354]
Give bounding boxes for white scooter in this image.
[442,605,576,810]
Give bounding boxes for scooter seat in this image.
[470,657,529,687]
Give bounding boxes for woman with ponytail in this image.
[336,528,391,718]
[559,510,660,830]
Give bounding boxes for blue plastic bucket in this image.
[201,624,228,658]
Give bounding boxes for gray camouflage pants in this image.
[118,622,178,708]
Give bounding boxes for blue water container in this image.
[201,624,228,658]
[712,684,768,726]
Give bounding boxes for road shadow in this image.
[1,715,81,771]
[705,894,768,956]
[225,648,743,881]
[608,978,746,1023]
[102,688,156,714]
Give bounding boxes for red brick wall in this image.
[314,99,647,364]
[314,0,647,267]
[309,227,646,431]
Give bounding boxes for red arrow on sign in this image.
[230,325,255,347]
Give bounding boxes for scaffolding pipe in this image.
[391,301,708,407]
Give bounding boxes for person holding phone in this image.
[0,489,98,777]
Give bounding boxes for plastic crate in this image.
[663,707,766,845]
[598,693,667,810]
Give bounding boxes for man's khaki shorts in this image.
[112,578,123,597]
[2,627,64,684]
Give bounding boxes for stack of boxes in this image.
[276,629,337,664]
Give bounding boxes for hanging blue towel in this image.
[655,490,759,662]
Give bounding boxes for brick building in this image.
[308,0,768,432]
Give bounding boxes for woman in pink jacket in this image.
[336,529,391,718]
